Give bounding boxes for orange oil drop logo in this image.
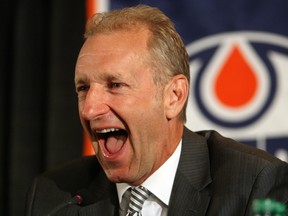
[214,44,258,108]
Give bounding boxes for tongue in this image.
[105,134,126,154]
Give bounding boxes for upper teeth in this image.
[96,128,120,133]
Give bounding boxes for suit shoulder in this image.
[40,156,101,192]
[191,130,288,207]
[196,130,284,166]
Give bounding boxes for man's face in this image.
[75,28,174,185]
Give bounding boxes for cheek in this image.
[78,107,86,127]
[78,111,92,140]
[78,99,85,113]
[92,141,100,155]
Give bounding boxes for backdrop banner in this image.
[85,0,288,162]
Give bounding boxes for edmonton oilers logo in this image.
[186,31,288,128]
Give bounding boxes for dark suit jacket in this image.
[26,129,288,216]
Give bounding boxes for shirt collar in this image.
[116,140,182,206]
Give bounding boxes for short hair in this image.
[84,4,190,122]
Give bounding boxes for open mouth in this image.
[96,128,128,156]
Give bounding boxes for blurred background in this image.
[1,0,287,215]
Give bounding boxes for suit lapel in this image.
[169,128,212,216]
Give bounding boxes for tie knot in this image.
[127,186,150,215]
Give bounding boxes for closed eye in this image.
[76,85,89,94]
[107,82,124,89]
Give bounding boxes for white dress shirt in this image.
[116,141,182,216]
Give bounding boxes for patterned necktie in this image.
[126,186,151,216]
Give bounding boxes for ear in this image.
[164,74,189,120]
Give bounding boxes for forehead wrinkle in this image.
[78,51,119,58]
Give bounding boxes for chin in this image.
[105,171,137,184]
[105,169,128,182]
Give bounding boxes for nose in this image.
[80,86,110,121]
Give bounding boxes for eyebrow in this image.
[105,73,124,80]
[74,77,88,86]
[74,71,127,85]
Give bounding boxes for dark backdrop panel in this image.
[0,1,86,215]
[0,0,14,215]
